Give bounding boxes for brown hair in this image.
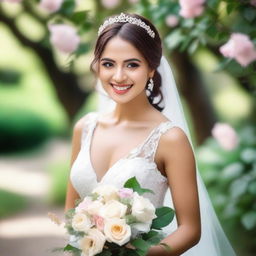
[90,13,164,111]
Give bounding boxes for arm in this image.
[147,127,201,256]
[64,114,90,213]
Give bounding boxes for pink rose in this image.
[48,24,80,54]
[39,0,63,13]
[219,33,256,67]
[250,0,256,7]
[165,15,179,27]
[92,215,105,231]
[118,188,133,198]
[179,0,205,18]
[211,123,239,151]
[101,0,120,9]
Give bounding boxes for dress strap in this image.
[81,112,99,147]
[137,121,176,162]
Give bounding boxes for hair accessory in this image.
[147,78,154,91]
[98,12,155,38]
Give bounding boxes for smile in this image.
[111,83,133,94]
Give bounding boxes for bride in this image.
[65,12,236,256]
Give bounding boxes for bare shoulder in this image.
[73,111,97,133]
[162,126,190,147]
[159,126,195,164]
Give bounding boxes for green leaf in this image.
[75,43,91,57]
[59,0,76,16]
[188,39,199,54]
[130,238,151,253]
[97,250,112,256]
[229,176,250,199]
[63,244,81,252]
[151,207,175,229]
[248,181,256,195]
[70,11,88,25]
[242,7,256,22]
[124,176,154,195]
[241,211,256,230]
[164,29,185,50]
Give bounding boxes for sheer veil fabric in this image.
[95,56,236,255]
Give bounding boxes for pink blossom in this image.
[118,188,133,198]
[179,0,205,18]
[165,15,179,27]
[76,197,92,213]
[39,0,63,13]
[92,215,105,231]
[48,24,80,54]
[211,123,239,151]
[250,0,256,7]
[101,0,120,9]
[219,33,256,67]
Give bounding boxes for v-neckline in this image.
[87,114,169,183]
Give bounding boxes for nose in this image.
[112,67,127,83]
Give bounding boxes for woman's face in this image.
[97,36,154,104]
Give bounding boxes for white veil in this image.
[95,56,236,255]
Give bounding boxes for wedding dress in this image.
[70,112,175,208]
[70,112,236,256]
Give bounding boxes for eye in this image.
[127,62,139,68]
[102,62,113,68]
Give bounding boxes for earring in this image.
[147,78,154,91]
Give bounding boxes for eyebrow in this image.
[100,58,141,63]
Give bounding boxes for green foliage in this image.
[0,189,28,218]
[124,176,154,195]
[197,123,256,250]
[0,107,53,154]
[151,207,175,229]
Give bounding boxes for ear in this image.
[149,69,155,78]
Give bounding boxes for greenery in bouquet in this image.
[196,122,256,251]
[50,176,175,256]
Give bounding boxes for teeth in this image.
[113,85,132,91]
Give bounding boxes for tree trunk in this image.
[169,50,217,145]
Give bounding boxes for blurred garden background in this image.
[0,0,255,255]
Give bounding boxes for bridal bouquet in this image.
[49,176,174,256]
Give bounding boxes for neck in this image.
[109,95,156,124]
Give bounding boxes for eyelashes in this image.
[101,62,140,68]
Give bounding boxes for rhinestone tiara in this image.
[98,12,155,38]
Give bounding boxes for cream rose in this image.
[131,192,156,223]
[86,200,104,216]
[79,228,106,256]
[92,184,119,202]
[104,218,131,246]
[72,213,92,233]
[99,200,127,219]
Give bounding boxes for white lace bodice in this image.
[70,112,176,208]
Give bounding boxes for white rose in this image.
[92,185,119,202]
[130,222,151,238]
[131,192,156,223]
[99,200,127,219]
[79,228,106,256]
[104,218,131,246]
[86,201,104,216]
[72,213,92,232]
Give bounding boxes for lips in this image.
[110,83,133,94]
